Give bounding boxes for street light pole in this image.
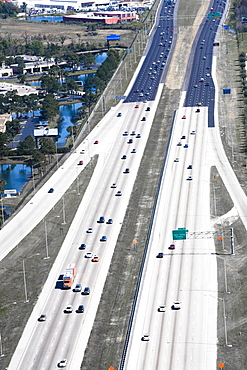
[0,332,4,357]
[62,196,66,225]
[0,198,4,227]
[22,260,29,303]
[44,221,50,259]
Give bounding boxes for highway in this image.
[6,0,245,369]
[123,106,218,369]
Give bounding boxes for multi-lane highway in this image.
[123,107,218,369]
[5,0,244,369]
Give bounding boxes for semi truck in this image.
[63,263,76,289]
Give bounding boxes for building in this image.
[0,113,12,133]
[63,12,119,24]
[0,82,39,96]
[10,55,64,75]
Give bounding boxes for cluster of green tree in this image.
[0,93,59,157]
[0,2,19,19]
[231,0,247,31]
[78,49,120,119]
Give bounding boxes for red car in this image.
[78,160,83,165]
[94,140,99,144]
[135,105,139,108]
[182,115,186,119]
[169,244,175,250]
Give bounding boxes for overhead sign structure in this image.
[107,34,120,41]
[172,227,188,240]
[115,95,127,100]
[214,12,221,18]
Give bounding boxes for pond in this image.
[0,164,32,193]
[27,15,63,22]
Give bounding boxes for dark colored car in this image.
[79,243,86,250]
[98,216,105,223]
[100,235,107,242]
[146,107,151,111]
[77,305,84,313]
[187,165,192,169]
[122,155,127,159]
[107,218,113,224]
[157,252,164,258]
[48,188,54,193]
[124,168,130,174]
[141,117,146,121]
[82,287,90,295]
[169,244,175,250]
[128,139,133,144]
[78,160,83,165]
[117,112,122,117]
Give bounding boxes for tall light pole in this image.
[44,220,50,259]
[0,197,4,227]
[22,260,29,303]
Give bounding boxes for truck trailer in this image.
[63,263,76,289]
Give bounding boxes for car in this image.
[157,252,164,258]
[58,359,67,367]
[191,130,196,135]
[64,305,73,313]
[86,227,93,233]
[94,140,99,144]
[196,108,200,112]
[79,243,86,250]
[92,255,99,262]
[194,84,198,88]
[203,56,206,60]
[172,301,181,310]
[141,117,146,121]
[169,244,175,250]
[107,218,113,224]
[205,82,209,86]
[78,160,83,165]
[100,235,107,242]
[82,287,90,295]
[115,190,122,196]
[139,93,144,97]
[174,158,179,162]
[123,131,128,136]
[135,104,139,108]
[134,89,139,92]
[177,142,182,146]
[187,165,193,169]
[184,144,188,148]
[117,112,122,117]
[124,168,130,174]
[38,314,46,322]
[48,188,54,193]
[182,115,186,119]
[158,305,166,312]
[128,139,133,144]
[74,284,82,292]
[197,102,202,106]
[77,305,84,313]
[206,73,210,77]
[136,134,141,138]
[187,176,193,181]
[85,252,93,258]
[80,149,85,154]
[130,131,136,136]
[131,149,136,153]
[122,155,127,159]
[98,216,105,223]
[181,135,186,139]
[199,78,204,82]
[142,334,150,341]
[111,183,117,188]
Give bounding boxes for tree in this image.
[0,132,8,158]
[40,94,59,121]
[39,137,56,154]
[40,75,60,94]
[80,53,95,68]
[27,40,44,56]
[64,77,79,93]
[0,178,6,193]
[17,135,35,155]
[64,52,80,70]
[5,120,22,139]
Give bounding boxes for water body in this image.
[57,103,82,147]
[0,164,32,193]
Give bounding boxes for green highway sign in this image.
[214,12,221,18]
[172,228,188,240]
[207,14,213,18]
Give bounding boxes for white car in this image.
[86,227,93,233]
[111,183,117,188]
[174,158,179,162]
[172,301,181,310]
[58,359,67,367]
[142,334,150,341]
[158,305,166,312]
[187,176,193,181]
[85,252,93,258]
[74,284,82,292]
[64,305,73,313]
